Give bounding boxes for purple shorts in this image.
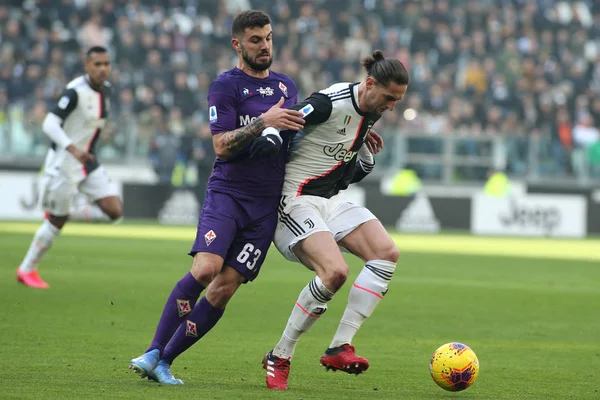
[189,189,278,282]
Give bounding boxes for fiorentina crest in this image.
[279,81,288,97]
[176,299,191,317]
[204,229,216,246]
[185,320,198,337]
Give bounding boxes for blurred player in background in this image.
[261,50,409,390]
[16,46,122,289]
[129,10,305,384]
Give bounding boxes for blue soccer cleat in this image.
[129,349,160,378]
[147,360,184,385]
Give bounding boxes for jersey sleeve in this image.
[207,80,238,135]
[290,93,332,126]
[351,143,375,183]
[50,88,78,120]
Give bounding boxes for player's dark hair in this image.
[362,50,409,86]
[86,46,108,58]
[232,10,271,37]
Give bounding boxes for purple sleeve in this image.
[208,81,238,135]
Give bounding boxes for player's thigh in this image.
[293,231,348,286]
[78,166,120,204]
[224,211,278,283]
[39,173,76,217]
[326,199,378,243]
[275,196,348,281]
[95,196,122,219]
[337,219,399,263]
[274,195,331,264]
[189,191,239,283]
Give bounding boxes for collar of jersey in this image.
[232,67,276,82]
[84,74,104,93]
[349,82,368,117]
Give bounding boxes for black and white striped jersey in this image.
[283,82,379,198]
[44,75,110,178]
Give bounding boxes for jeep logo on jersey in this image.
[239,115,257,126]
[323,143,357,162]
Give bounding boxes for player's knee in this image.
[193,266,219,286]
[106,202,123,220]
[377,242,400,263]
[190,253,224,286]
[321,265,349,292]
[48,214,68,229]
[107,208,123,221]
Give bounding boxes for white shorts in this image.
[39,165,119,216]
[274,194,377,263]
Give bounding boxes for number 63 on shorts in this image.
[236,243,262,270]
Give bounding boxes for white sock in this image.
[329,260,396,348]
[20,219,61,273]
[273,276,335,359]
[69,203,111,223]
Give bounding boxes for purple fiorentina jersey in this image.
[207,68,298,199]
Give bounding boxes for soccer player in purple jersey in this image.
[129,10,305,385]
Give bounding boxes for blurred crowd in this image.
[1,0,599,182]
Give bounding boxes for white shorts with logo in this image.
[274,194,377,263]
[39,165,119,216]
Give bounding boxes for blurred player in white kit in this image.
[16,46,123,289]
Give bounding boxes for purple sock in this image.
[146,272,205,354]
[161,297,224,364]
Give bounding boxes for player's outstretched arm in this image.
[213,97,304,160]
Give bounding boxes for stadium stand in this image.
[1,0,599,182]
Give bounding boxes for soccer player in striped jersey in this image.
[261,50,409,390]
[16,46,122,289]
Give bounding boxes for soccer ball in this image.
[429,342,479,391]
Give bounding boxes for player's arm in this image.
[289,93,332,126]
[208,77,304,160]
[249,93,332,158]
[351,143,375,183]
[43,88,78,149]
[211,96,304,160]
[43,89,94,164]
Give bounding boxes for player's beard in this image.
[367,93,385,115]
[241,46,273,71]
[87,71,107,90]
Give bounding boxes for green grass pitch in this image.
[1,222,599,399]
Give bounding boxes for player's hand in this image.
[250,131,282,158]
[366,129,384,154]
[67,145,95,165]
[261,97,305,131]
